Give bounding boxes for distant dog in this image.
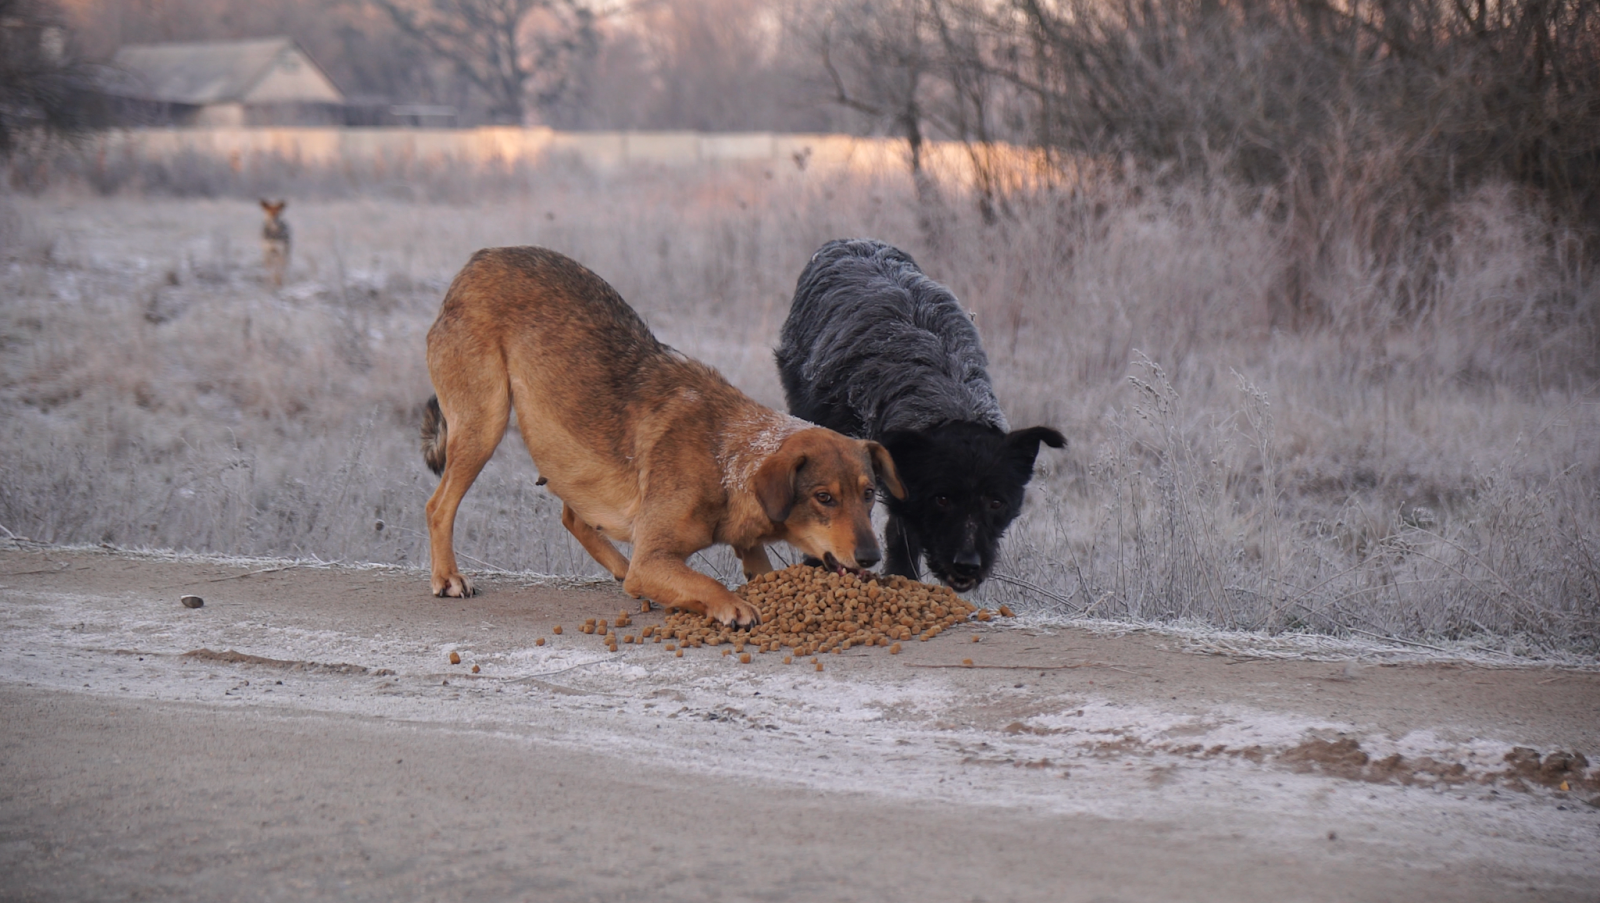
[776,239,1065,591]
[259,199,290,287]
[422,246,904,626]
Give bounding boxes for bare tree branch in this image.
[370,0,596,123]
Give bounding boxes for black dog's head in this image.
[881,422,1065,592]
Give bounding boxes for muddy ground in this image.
[1,543,1597,902]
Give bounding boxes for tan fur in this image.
[422,247,904,626]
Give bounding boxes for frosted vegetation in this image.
[2,155,1595,655]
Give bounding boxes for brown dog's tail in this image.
[421,395,447,476]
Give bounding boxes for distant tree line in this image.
[12,1,1598,241]
[45,0,860,132]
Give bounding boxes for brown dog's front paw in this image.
[432,573,475,598]
[707,597,761,628]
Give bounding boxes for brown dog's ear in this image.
[865,441,906,499]
[752,450,804,523]
[260,199,272,211]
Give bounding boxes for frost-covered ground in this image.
[3,183,1596,653]
[3,546,1596,900]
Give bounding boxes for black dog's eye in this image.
[815,491,835,506]
[988,498,1004,511]
[934,495,951,508]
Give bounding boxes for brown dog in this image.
[421,247,904,626]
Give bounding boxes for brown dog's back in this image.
[426,248,746,528]
[422,247,902,619]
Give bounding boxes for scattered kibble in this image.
[569,566,980,662]
[448,651,461,665]
[650,566,973,656]
[739,653,751,664]
[553,625,563,635]
[971,635,980,643]
[962,658,974,667]
[998,605,1015,618]
[536,637,545,646]
[815,661,824,672]
[471,664,480,674]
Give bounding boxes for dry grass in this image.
[1,155,1595,654]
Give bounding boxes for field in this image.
[2,152,1596,657]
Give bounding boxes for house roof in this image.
[107,37,343,105]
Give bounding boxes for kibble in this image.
[536,637,546,646]
[998,605,1015,618]
[448,651,461,665]
[739,653,751,664]
[471,664,480,674]
[553,625,564,635]
[650,565,975,659]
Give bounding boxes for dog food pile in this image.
[610,565,999,659]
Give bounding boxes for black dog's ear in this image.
[1004,426,1066,478]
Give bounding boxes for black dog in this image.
[776,239,1065,591]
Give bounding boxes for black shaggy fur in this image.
[776,239,1065,591]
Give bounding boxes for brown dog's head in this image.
[752,427,905,572]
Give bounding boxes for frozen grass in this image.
[1,159,1596,654]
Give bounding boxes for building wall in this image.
[244,52,343,105]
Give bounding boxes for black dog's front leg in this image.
[884,513,923,580]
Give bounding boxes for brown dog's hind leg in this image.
[560,503,630,580]
[424,377,511,598]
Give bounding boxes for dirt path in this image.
[2,545,1597,901]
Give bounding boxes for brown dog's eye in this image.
[864,487,875,503]
[815,491,835,506]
